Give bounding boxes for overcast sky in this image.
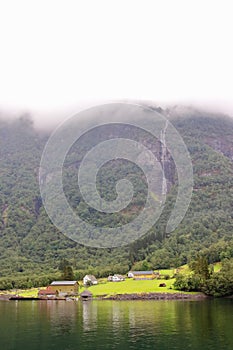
[0,0,232,128]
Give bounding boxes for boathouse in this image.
[49,281,79,296]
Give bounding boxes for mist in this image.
[0,100,233,133]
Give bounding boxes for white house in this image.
[128,271,134,278]
[111,274,125,282]
[83,275,98,286]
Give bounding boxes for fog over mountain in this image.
[1,1,232,131]
[0,102,233,131]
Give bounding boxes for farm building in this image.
[128,271,156,280]
[128,271,134,278]
[83,275,98,286]
[49,281,79,296]
[80,290,93,300]
[108,274,125,282]
[38,286,57,298]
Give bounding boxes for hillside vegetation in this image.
[0,108,232,289]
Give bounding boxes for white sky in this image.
[0,0,233,127]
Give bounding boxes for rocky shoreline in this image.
[0,292,209,301]
[101,292,208,301]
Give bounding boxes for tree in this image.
[59,259,75,280]
[203,259,233,297]
[190,255,210,281]
[62,265,75,280]
[59,259,70,272]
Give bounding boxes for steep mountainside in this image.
[0,108,232,287]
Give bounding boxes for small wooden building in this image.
[128,271,156,280]
[49,281,79,296]
[80,290,93,301]
[38,286,57,298]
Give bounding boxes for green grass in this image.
[155,269,175,276]
[80,278,189,297]
[79,265,200,297]
[154,265,191,276]
[6,288,40,297]
[176,264,191,274]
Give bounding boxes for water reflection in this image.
[50,301,76,335]
[82,300,98,332]
[0,299,232,350]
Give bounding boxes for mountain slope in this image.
[0,109,232,286]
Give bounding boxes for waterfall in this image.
[160,120,168,195]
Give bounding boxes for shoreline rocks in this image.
[101,292,208,301]
[0,292,210,302]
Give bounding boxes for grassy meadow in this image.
[3,262,222,298]
[80,278,178,297]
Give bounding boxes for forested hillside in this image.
[0,108,232,289]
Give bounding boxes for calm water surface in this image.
[0,299,232,350]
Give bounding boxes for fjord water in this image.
[0,299,232,350]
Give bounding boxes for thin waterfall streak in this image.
[160,120,168,196]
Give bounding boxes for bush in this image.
[203,274,233,297]
[173,274,201,292]
[174,259,233,297]
[164,275,170,280]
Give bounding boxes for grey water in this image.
[0,299,232,350]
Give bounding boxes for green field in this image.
[2,288,40,298]
[80,278,187,297]
[5,263,222,298]
[3,279,177,298]
[154,269,175,276]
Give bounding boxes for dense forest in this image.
[0,106,232,290]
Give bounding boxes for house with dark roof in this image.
[49,281,79,296]
[80,290,93,300]
[127,271,156,280]
[83,275,98,286]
